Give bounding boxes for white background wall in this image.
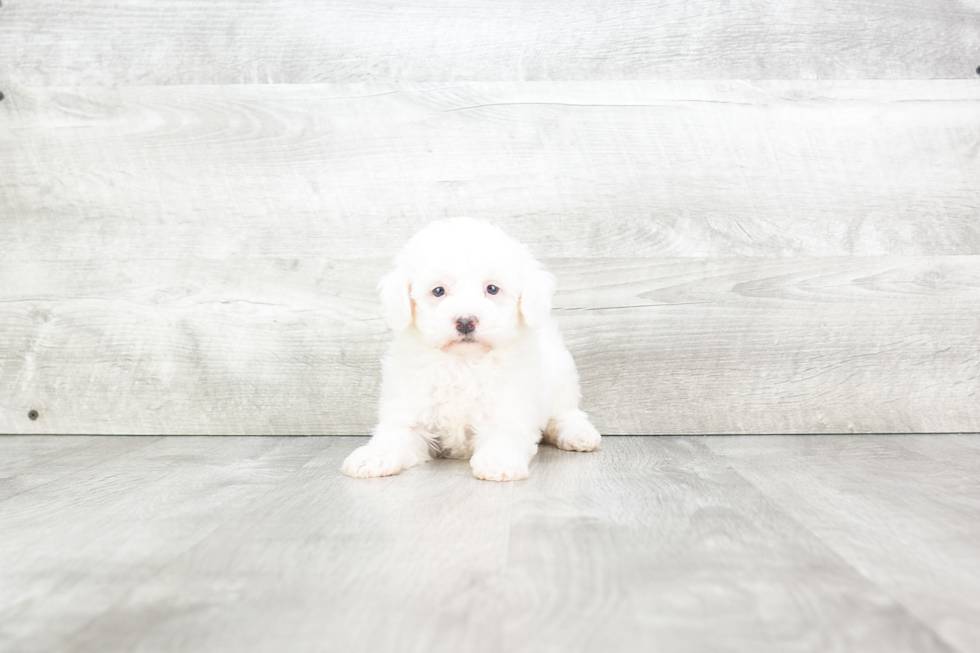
[1,1,979,434]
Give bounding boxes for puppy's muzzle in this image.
[455,316,477,335]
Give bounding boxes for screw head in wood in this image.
[28,410,39,421]
[976,65,980,76]
[0,91,4,102]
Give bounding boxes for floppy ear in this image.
[519,266,556,328]
[377,266,413,331]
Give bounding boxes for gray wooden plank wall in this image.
[2,0,979,82]
[0,2,978,435]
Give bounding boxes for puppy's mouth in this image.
[443,333,490,353]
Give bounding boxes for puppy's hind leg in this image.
[542,360,601,452]
[342,423,431,478]
[544,409,601,452]
[540,339,601,452]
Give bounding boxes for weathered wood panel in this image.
[2,257,977,435]
[703,435,980,650]
[2,435,973,652]
[2,82,979,261]
[0,436,334,652]
[0,435,162,501]
[0,0,978,85]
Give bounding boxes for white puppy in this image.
[342,218,601,481]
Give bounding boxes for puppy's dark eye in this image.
[486,284,499,295]
[432,286,445,297]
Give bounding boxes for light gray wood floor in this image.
[1,435,977,653]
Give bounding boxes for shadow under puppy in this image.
[343,218,600,481]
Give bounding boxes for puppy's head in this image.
[378,218,555,353]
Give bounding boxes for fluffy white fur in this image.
[342,218,601,482]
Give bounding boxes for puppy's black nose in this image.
[455,316,477,335]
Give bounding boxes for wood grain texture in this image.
[702,435,980,652]
[2,435,976,652]
[2,256,978,435]
[0,435,334,653]
[888,433,980,470]
[0,435,162,501]
[0,0,978,84]
[2,82,979,261]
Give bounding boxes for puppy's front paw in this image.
[470,449,529,482]
[342,445,403,478]
[556,420,601,452]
